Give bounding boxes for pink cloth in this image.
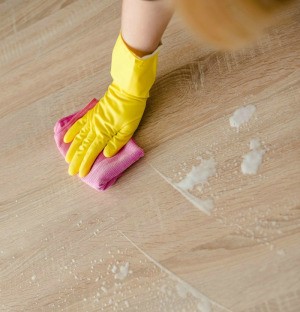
[54,98,144,191]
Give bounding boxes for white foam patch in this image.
[241,139,265,175]
[114,262,129,280]
[176,158,217,191]
[174,158,216,215]
[230,104,256,131]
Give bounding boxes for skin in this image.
[121,0,174,57]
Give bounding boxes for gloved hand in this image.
[63,34,158,177]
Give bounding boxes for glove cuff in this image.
[110,34,158,99]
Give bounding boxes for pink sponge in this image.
[54,98,144,191]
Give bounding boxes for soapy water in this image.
[176,158,217,191]
[230,104,256,131]
[241,139,265,175]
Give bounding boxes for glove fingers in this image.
[63,117,87,144]
[103,128,133,158]
[68,131,95,176]
[65,127,88,164]
[79,137,108,178]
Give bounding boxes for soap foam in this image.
[176,158,216,191]
[230,104,256,131]
[114,262,129,280]
[241,139,265,175]
[175,158,216,215]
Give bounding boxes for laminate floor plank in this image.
[1,1,299,311]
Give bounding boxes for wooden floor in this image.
[1,1,300,311]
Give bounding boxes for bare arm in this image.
[121,0,174,57]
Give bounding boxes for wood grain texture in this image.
[1,1,299,311]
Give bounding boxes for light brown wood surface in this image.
[1,1,300,311]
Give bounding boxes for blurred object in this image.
[174,0,297,49]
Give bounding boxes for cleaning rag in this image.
[54,98,144,191]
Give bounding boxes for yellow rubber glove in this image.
[63,34,158,177]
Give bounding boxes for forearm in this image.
[121,0,174,57]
